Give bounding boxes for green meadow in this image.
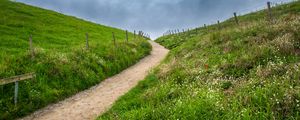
[0,0,151,119]
[100,1,300,120]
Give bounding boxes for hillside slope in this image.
[99,1,300,120]
[0,0,151,119]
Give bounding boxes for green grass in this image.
[0,0,151,119]
[99,1,300,120]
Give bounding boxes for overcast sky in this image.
[16,0,292,39]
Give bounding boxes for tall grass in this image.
[99,1,300,120]
[0,0,151,119]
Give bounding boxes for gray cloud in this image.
[16,0,292,39]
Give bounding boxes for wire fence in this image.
[163,0,299,36]
[0,28,150,106]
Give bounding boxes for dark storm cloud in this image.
[16,0,292,39]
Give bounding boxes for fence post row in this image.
[86,33,89,49]
[163,2,280,36]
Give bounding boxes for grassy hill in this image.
[99,1,300,120]
[0,0,151,119]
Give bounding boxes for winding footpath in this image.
[21,41,169,120]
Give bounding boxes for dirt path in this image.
[21,41,169,120]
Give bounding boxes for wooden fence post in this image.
[112,32,116,47]
[267,1,273,23]
[234,12,239,25]
[134,30,136,39]
[29,34,34,59]
[0,85,3,95]
[217,20,220,30]
[126,30,128,43]
[86,33,89,49]
[14,81,19,105]
[112,32,117,57]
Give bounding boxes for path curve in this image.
[21,41,169,120]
